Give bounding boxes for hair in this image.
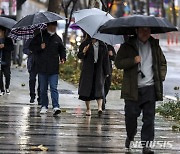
[47,21,58,26]
[0,26,6,32]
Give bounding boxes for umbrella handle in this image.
[40,29,44,43]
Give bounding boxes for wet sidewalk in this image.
[0,67,179,153]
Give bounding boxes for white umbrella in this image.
[74,8,106,23]
[73,8,124,45]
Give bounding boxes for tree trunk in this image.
[160,0,165,17]
[172,0,177,26]
[48,0,61,13]
[62,0,77,46]
[9,0,13,15]
[146,0,150,15]
[129,0,135,14]
[63,19,69,46]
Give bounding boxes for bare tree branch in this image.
[88,0,91,9]
[68,0,77,26]
[60,0,78,46]
[100,0,107,11]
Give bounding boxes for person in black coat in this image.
[77,35,110,116]
[23,38,40,104]
[29,21,66,115]
[0,26,14,96]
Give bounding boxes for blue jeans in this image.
[39,73,59,109]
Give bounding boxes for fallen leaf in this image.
[30,145,48,151]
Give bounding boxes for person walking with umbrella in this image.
[9,11,65,115]
[29,21,66,115]
[0,26,14,96]
[72,8,123,114]
[77,34,110,116]
[115,27,167,153]
[99,15,178,153]
[0,17,16,96]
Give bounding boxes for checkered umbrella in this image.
[9,24,46,40]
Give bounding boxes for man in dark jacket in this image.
[23,38,40,104]
[115,28,167,154]
[0,26,14,96]
[29,22,66,115]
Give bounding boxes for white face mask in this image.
[47,31,55,36]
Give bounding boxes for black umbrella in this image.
[0,16,17,29]
[10,11,65,41]
[99,15,178,35]
[13,11,65,28]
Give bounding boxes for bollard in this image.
[176,33,179,44]
[167,33,170,45]
[171,33,174,44]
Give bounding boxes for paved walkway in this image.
[0,67,179,153]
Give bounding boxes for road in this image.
[160,40,180,99]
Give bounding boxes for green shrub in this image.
[156,87,180,132]
[60,53,81,86]
[156,100,180,121]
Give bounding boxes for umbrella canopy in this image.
[0,16,16,29]
[73,8,124,45]
[9,24,46,40]
[13,11,65,28]
[74,8,107,23]
[9,11,65,40]
[99,15,178,35]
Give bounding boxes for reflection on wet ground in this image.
[0,105,179,153]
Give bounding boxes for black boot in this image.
[30,97,35,103]
[37,97,41,105]
[142,147,154,154]
[125,138,131,149]
[102,99,106,111]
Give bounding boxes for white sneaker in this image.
[0,91,5,96]
[6,89,10,95]
[53,107,61,116]
[40,107,48,114]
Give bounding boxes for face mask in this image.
[47,31,55,36]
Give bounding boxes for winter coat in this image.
[115,36,167,101]
[0,37,14,66]
[23,39,37,72]
[29,30,66,75]
[77,39,110,98]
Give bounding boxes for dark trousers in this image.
[0,66,11,92]
[104,75,112,98]
[124,85,156,146]
[29,70,40,100]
